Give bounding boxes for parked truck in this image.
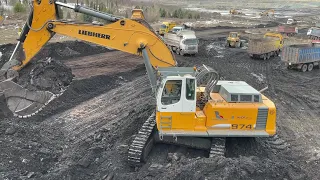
[163,30,198,56]
[159,22,176,36]
[248,33,283,60]
[282,41,320,72]
[307,27,320,40]
[278,25,298,36]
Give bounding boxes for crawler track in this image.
[209,138,226,158]
[128,113,156,165]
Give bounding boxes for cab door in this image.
[156,77,196,131]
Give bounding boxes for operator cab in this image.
[229,32,239,38]
[156,67,197,113]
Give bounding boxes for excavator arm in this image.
[0,0,176,118]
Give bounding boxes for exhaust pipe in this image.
[259,86,268,93]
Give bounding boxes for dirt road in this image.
[0,29,320,180]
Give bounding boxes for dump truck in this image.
[307,27,320,40]
[163,30,198,56]
[159,22,176,36]
[282,41,320,72]
[278,25,298,36]
[248,33,283,60]
[225,32,243,48]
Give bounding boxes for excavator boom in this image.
[0,1,176,117]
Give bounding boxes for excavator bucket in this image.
[0,78,55,118]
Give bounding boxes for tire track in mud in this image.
[38,76,155,180]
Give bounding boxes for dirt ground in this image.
[0,25,320,179]
[1,2,320,179]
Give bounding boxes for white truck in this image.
[163,30,198,56]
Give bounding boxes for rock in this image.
[149,163,163,170]
[117,144,128,151]
[22,159,28,163]
[27,172,35,178]
[85,138,92,143]
[94,133,102,141]
[103,173,114,180]
[165,163,171,168]
[167,152,180,162]
[5,127,17,135]
[78,155,93,168]
[39,148,51,154]
[29,141,40,147]
[101,127,111,132]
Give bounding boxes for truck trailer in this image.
[163,30,198,56]
[278,25,298,36]
[248,33,283,60]
[282,41,320,72]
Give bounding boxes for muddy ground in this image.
[0,26,320,180]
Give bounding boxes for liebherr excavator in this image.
[0,0,276,166]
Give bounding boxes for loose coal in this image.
[17,57,74,94]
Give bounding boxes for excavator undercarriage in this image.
[128,113,226,165]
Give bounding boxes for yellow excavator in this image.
[0,15,5,25]
[259,9,275,17]
[229,9,243,15]
[0,0,277,165]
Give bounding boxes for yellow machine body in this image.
[229,9,243,15]
[131,9,145,19]
[159,22,176,35]
[264,32,284,49]
[156,80,276,138]
[0,16,4,24]
[226,32,241,48]
[260,9,275,17]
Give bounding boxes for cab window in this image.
[186,79,195,100]
[160,24,167,29]
[161,80,182,105]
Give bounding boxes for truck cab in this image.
[168,30,198,55]
[287,18,297,25]
[171,26,185,34]
[159,22,176,36]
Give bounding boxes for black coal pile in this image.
[17,57,74,94]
